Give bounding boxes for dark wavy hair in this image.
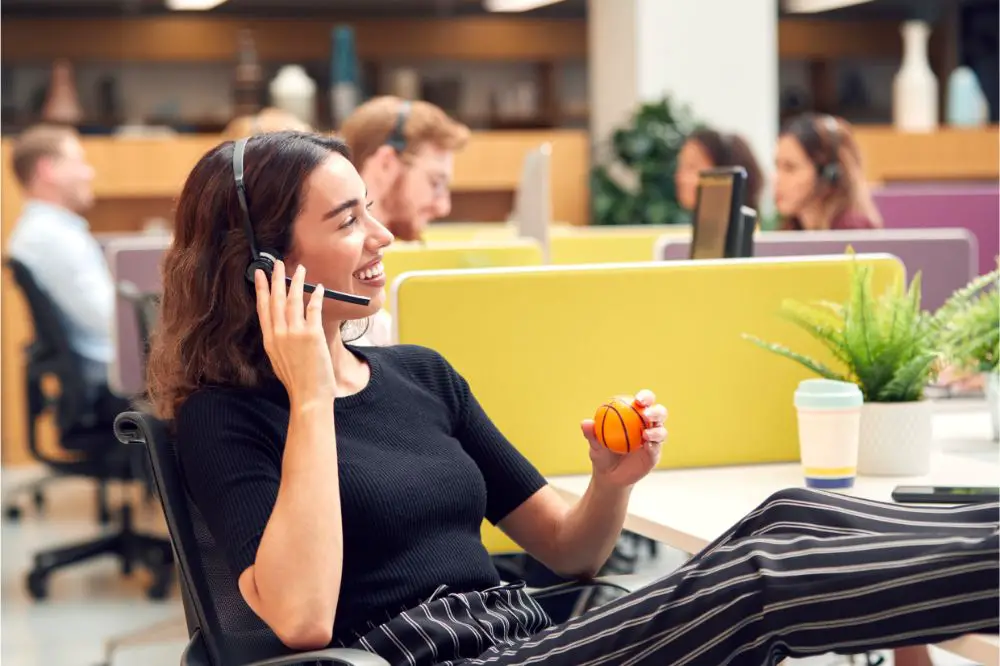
[777,112,882,231]
[146,131,352,420]
[685,128,765,211]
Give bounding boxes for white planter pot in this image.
[987,372,1000,443]
[858,401,933,476]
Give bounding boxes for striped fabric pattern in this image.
[350,488,999,666]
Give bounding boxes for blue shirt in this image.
[7,200,115,365]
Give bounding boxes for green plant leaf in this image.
[776,300,851,367]
[741,334,849,382]
[876,351,940,402]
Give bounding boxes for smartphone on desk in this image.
[891,485,1000,505]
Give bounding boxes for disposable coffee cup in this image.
[793,378,863,489]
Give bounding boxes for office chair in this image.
[116,280,160,376]
[4,258,174,601]
[114,410,645,666]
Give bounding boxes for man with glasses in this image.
[338,96,469,243]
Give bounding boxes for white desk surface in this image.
[546,401,1000,664]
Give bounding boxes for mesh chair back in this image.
[114,412,294,666]
[6,258,95,432]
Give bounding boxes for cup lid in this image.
[794,378,863,410]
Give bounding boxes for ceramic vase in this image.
[269,65,317,128]
[41,59,83,125]
[329,25,360,128]
[857,401,933,476]
[892,20,938,133]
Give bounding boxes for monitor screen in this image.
[690,171,738,260]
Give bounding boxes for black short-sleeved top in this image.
[175,343,548,645]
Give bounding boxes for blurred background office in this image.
[1,0,998,665]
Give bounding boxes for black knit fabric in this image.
[175,343,548,645]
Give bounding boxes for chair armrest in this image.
[245,648,391,666]
[181,629,391,666]
[526,573,648,600]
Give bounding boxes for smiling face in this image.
[286,152,394,325]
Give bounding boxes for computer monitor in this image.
[511,143,553,262]
[689,166,748,260]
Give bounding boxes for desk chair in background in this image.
[114,410,644,666]
[3,258,175,601]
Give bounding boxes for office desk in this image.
[547,403,1000,664]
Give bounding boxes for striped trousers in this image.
[350,487,1000,666]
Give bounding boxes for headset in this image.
[233,137,372,306]
[816,114,842,185]
[385,100,411,153]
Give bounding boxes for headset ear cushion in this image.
[822,163,840,184]
[244,252,276,284]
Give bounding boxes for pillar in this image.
[589,0,779,213]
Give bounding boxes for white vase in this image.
[269,65,317,128]
[893,20,939,133]
[858,401,933,476]
[987,372,1000,443]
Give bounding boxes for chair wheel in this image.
[5,505,22,521]
[27,570,48,600]
[147,567,173,601]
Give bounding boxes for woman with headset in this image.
[146,131,996,666]
[774,113,882,232]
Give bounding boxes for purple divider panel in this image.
[105,237,171,397]
[871,183,999,275]
[659,228,977,312]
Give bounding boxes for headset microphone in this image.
[233,137,371,307]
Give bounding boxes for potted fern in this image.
[743,258,943,476]
[745,258,1000,474]
[938,267,1000,441]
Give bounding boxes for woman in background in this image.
[774,112,882,232]
[675,128,764,214]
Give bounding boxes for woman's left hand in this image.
[581,389,668,489]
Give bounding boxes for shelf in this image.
[3,16,927,64]
[0,17,588,64]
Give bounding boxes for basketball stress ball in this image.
[593,395,649,454]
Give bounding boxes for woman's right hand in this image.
[255,260,336,408]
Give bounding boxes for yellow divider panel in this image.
[549,225,691,264]
[382,240,543,314]
[422,223,517,243]
[393,254,904,554]
[394,255,903,472]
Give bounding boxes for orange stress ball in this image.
[594,395,649,454]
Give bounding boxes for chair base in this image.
[3,475,53,521]
[4,473,114,525]
[26,504,175,602]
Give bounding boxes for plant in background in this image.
[742,255,941,403]
[937,266,1000,375]
[589,96,700,226]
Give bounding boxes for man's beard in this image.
[379,184,421,242]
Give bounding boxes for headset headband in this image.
[232,137,259,260]
[386,100,412,153]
